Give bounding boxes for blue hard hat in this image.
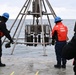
[54,16,62,23]
[2,12,9,19]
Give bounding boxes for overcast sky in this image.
[0,0,76,19]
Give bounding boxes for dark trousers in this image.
[74,66,76,75]
[0,39,2,57]
[55,41,67,65]
[73,59,76,75]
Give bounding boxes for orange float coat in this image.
[52,22,68,41]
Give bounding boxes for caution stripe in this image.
[35,71,39,75]
[10,71,14,75]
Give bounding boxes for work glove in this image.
[51,39,55,45]
[10,39,14,44]
[5,42,11,48]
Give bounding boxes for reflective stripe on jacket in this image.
[52,22,68,41]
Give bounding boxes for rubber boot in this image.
[54,64,61,69]
[0,57,6,67]
[61,65,66,69]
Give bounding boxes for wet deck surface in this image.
[0,57,74,75]
[0,45,74,75]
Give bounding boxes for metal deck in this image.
[0,57,74,75]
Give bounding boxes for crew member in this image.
[0,12,13,67]
[52,16,68,68]
[62,22,76,75]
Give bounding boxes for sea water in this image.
[6,19,76,40]
[2,19,75,57]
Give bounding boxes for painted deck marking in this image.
[10,71,14,75]
[35,71,39,75]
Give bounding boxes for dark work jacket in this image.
[0,21,13,42]
[62,33,76,60]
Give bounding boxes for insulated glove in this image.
[10,39,14,44]
[51,39,55,45]
[5,42,11,48]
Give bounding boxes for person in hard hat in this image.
[62,22,76,75]
[52,16,68,68]
[0,12,13,67]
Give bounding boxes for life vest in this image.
[0,31,4,37]
[52,22,68,41]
